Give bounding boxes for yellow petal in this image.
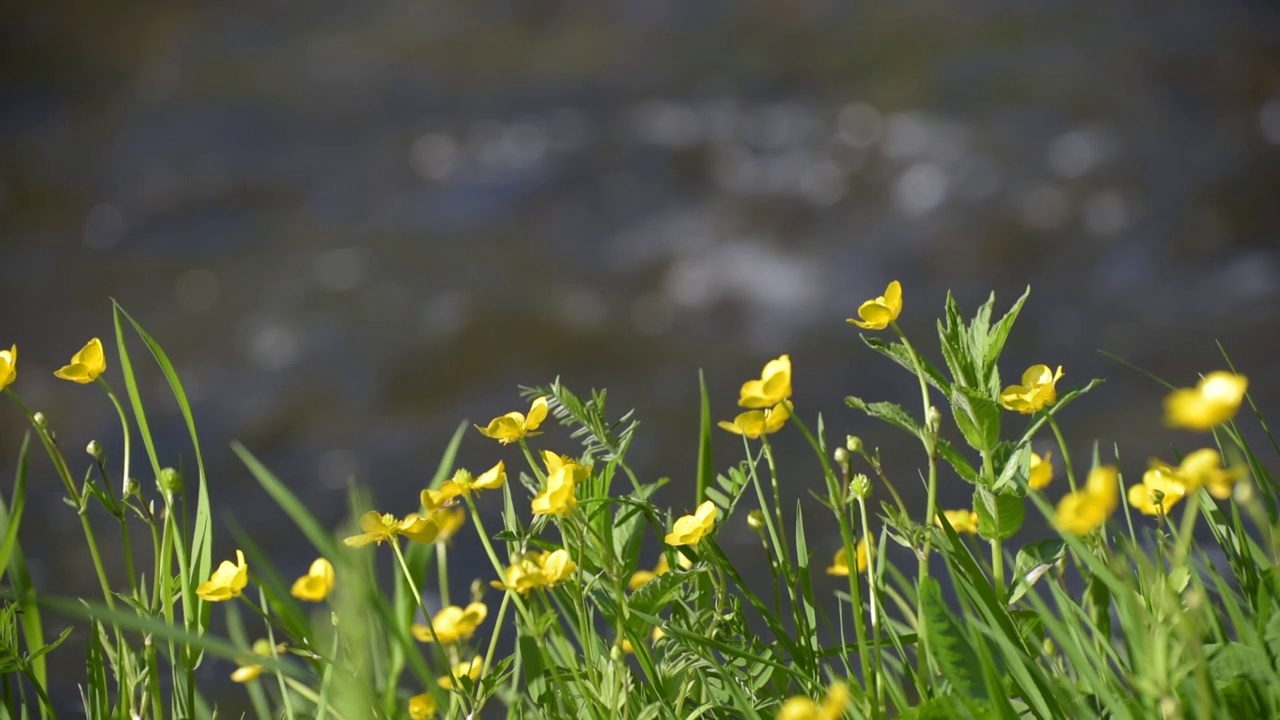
[525,396,549,431]
[230,664,263,683]
[0,345,17,391]
[408,693,438,720]
[471,461,507,491]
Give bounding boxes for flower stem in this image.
[1046,415,1077,493]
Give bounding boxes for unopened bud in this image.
[926,406,942,433]
[123,477,141,498]
[86,440,103,459]
[850,473,871,499]
[32,412,46,428]
[747,510,765,532]
[1042,637,1055,655]
[846,435,863,454]
[157,467,184,499]
[833,447,849,465]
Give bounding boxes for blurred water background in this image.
[3,0,1280,705]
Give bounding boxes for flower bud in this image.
[850,473,871,499]
[747,510,765,532]
[86,440,103,460]
[833,447,849,465]
[157,467,184,499]
[32,412,46,428]
[846,435,863,454]
[123,477,141,498]
[926,406,942,433]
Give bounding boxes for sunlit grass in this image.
[0,285,1275,719]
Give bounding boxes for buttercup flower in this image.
[1055,465,1119,535]
[432,507,467,544]
[937,509,979,534]
[197,549,249,602]
[1164,372,1248,431]
[1000,365,1065,414]
[1127,465,1187,516]
[628,554,671,591]
[826,535,871,576]
[846,280,903,331]
[0,345,16,391]
[413,602,488,644]
[777,682,850,720]
[53,338,107,384]
[437,657,483,691]
[665,501,717,547]
[408,693,438,720]
[531,451,590,517]
[1174,448,1242,500]
[491,549,577,595]
[230,639,284,683]
[1029,451,1053,491]
[718,402,790,439]
[422,462,507,510]
[476,397,549,444]
[343,511,439,547]
[290,558,335,602]
[738,355,792,409]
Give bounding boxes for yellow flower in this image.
[0,345,16,391]
[290,558,335,602]
[718,402,791,439]
[438,657,483,691]
[1127,465,1187,516]
[999,365,1065,414]
[652,625,666,643]
[937,509,979,534]
[1055,465,1119,535]
[665,501,717,547]
[230,639,283,683]
[413,601,488,644]
[433,507,467,544]
[777,682,850,720]
[826,535,871,576]
[847,280,903,331]
[628,554,671,591]
[1029,451,1053,491]
[343,511,439,547]
[738,355,793,409]
[531,452,589,517]
[1164,372,1249,431]
[196,549,249,602]
[408,693,438,719]
[476,397,549,444]
[491,549,577,595]
[53,338,107,384]
[1175,448,1242,500]
[422,462,508,510]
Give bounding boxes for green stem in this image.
[259,586,296,720]
[462,495,533,624]
[760,438,791,567]
[1046,415,1077,493]
[389,540,465,712]
[436,542,451,608]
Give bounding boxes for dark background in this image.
[3,0,1280,705]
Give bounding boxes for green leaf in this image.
[950,387,1001,454]
[0,432,30,582]
[972,486,1024,541]
[982,286,1030,395]
[993,443,1029,494]
[860,336,951,394]
[938,292,978,389]
[845,396,922,440]
[1007,539,1065,605]
[232,443,342,562]
[920,576,988,700]
[612,482,666,568]
[696,370,713,505]
[938,440,981,485]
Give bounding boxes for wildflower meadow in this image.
[1,282,1275,719]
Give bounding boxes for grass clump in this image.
[0,284,1275,719]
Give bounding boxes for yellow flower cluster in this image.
[1164,371,1248,431]
[413,602,488,644]
[777,682,850,720]
[531,451,590,517]
[1055,466,1120,535]
[344,511,441,547]
[491,549,577,595]
[1128,449,1241,515]
[665,501,717,547]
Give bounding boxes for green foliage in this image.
[0,285,1276,720]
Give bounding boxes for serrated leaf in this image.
[845,397,921,440]
[983,286,1030,394]
[994,443,1030,493]
[920,576,988,701]
[973,486,1024,540]
[1007,539,1065,605]
[937,440,981,485]
[950,386,1001,454]
[860,337,951,394]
